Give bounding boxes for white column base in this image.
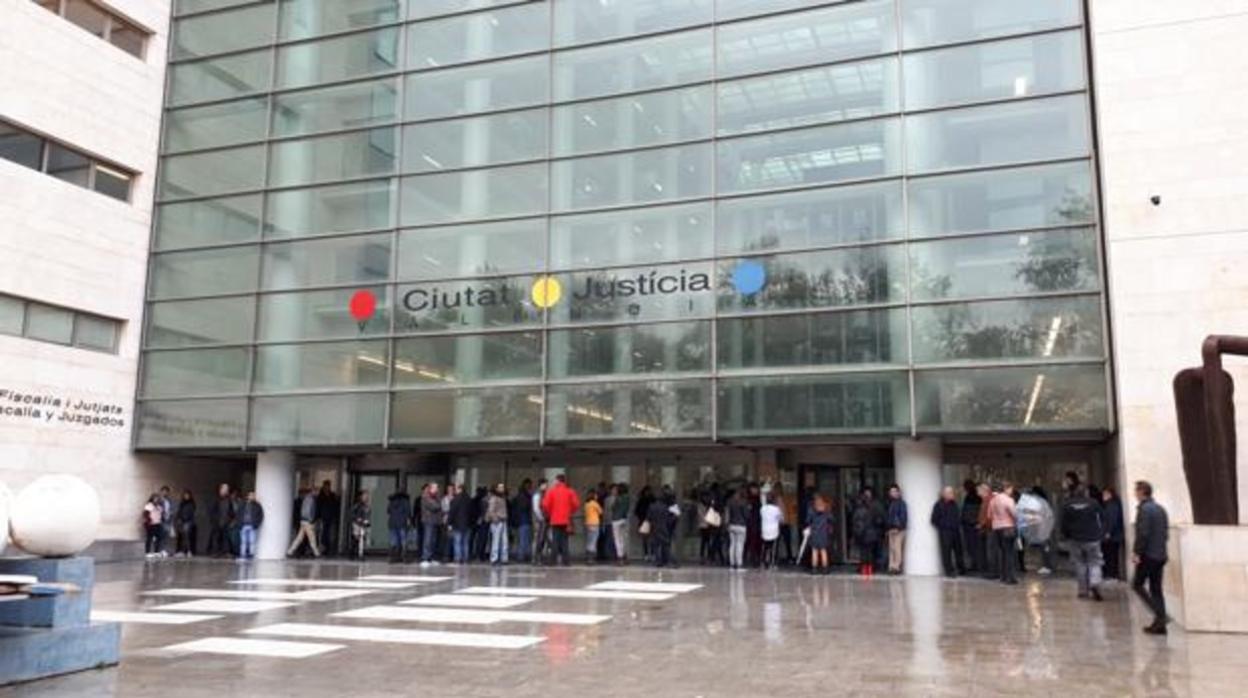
[255,450,295,561]
[894,437,943,577]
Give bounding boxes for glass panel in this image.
[393,332,542,385]
[64,0,109,38]
[403,108,547,173]
[135,398,247,448]
[904,30,1086,111]
[550,261,715,325]
[272,79,399,138]
[716,0,847,22]
[405,54,549,121]
[717,180,903,255]
[168,50,272,106]
[268,128,397,187]
[265,179,395,238]
[717,117,901,194]
[915,364,1108,431]
[395,276,540,333]
[250,393,386,446]
[108,19,146,57]
[905,94,1089,174]
[551,201,712,270]
[145,297,254,348]
[716,0,897,79]
[551,142,712,212]
[73,314,118,352]
[155,195,263,250]
[0,123,44,169]
[912,295,1103,364]
[549,322,711,378]
[0,296,23,335]
[908,161,1095,238]
[163,98,269,153]
[276,27,399,90]
[258,286,390,341]
[397,219,545,280]
[717,308,907,370]
[909,228,1099,301]
[399,163,548,226]
[149,246,260,299]
[93,165,132,201]
[140,348,250,397]
[718,372,910,435]
[279,0,401,40]
[717,57,899,136]
[390,387,541,443]
[24,304,74,344]
[176,0,255,14]
[409,0,530,19]
[552,86,712,157]
[407,3,547,70]
[253,340,389,392]
[553,29,712,102]
[901,0,1082,49]
[717,245,906,313]
[172,3,275,59]
[159,145,265,199]
[546,380,711,439]
[45,144,90,187]
[261,233,392,290]
[553,0,712,47]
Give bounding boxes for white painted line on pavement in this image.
[400,594,537,609]
[151,600,297,614]
[455,586,673,601]
[229,578,417,590]
[358,575,453,583]
[163,637,343,658]
[91,610,224,625]
[586,581,703,593]
[246,623,544,649]
[140,588,372,602]
[334,605,611,626]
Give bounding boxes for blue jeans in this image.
[240,525,257,559]
[515,524,532,562]
[389,527,407,550]
[421,524,438,562]
[451,529,468,563]
[489,522,509,564]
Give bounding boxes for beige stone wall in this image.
[1091,1,1248,525]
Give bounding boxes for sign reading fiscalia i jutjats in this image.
[0,387,126,429]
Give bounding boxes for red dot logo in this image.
[349,290,377,323]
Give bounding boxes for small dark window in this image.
[0,123,44,169]
[46,142,91,187]
[64,0,109,37]
[94,163,132,201]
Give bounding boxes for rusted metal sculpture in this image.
[1173,335,1245,524]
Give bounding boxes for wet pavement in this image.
[2,559,1242,697]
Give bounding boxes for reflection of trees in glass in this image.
[922,367,1106,429]
[473,390,539,440]
[723,248,895,312]
[723,310,897,367]
[565,324,709,375]
[909,229,1097,301]
[1015,228,1098,293]
[720,376,902,433]
[916,298,1102,362]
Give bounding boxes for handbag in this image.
[639,520,651,535]
[704,508,722,528]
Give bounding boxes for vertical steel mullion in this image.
[538,3,554,448]
[383,23,409,451]
[894,0,917,440]
[709,1,720,444]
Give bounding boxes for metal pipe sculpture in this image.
[1173,335,1245,524]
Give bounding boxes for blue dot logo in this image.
[732,260,767,296]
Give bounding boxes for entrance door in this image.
[352,471,398,551]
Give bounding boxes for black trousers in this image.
[207,524,229,556]
[550,525,570,564]
[992,528,1017,583]
[938,529,964,576]
[961,523,980,570]
[1103,540,1122,580]
[1133,557,1167,624]
[653,538,672,567]
[779,524,794,562]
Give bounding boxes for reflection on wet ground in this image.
[2,559,1242,697]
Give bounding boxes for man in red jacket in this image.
[541,474,581,566]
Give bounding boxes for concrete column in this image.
[256,450,296,560]
[894,437,943,576]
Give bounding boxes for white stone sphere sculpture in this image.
[10,475,100,557]
[0,480,11,555]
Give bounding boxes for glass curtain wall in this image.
[138,0,1109,449]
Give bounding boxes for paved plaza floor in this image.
[3,559,1244,697]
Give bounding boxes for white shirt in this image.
[761,504,783,541]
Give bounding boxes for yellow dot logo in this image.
[531,276,563,309]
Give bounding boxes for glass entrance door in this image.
[352,471,398,552]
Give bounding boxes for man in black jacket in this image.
[930,486,964,577]
[959,479,981,572]
[448,485,473,564]
[1061,485,1105,601]
[1132,480,1170,635]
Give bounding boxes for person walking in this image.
[583,489,603,564]
[959,480,981,573]
[808,494,833,575]
[988,483,1019,585]
[287,488,321,558]
[386,488,413,564]
[315,480,340,557]
[486,483,509,566]
[351,489,371,560]
[419,483,443,567]
[237,491,264,560]
[886,484,908,575]
[206,483,234,557]
[1101,486,1126,580]
[175,489,197,557]
[1132,481,1170,635]
[726,488,749,571]
[142,494,164,558]
[512,480,534,563]
[610,483,631,564]
[531,479,549,565]
[930,486,964,578]
[1061,484,1105,601]
[760,493,783,570]
[541,474,580,566]
[448,484,473,564]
